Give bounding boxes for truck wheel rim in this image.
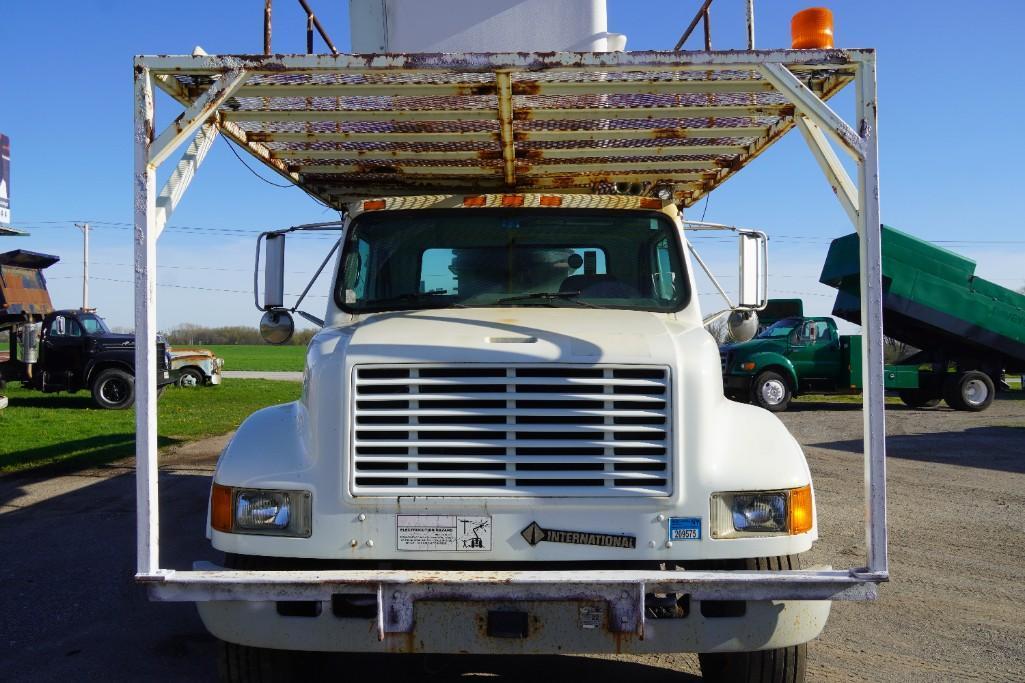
[181,373,198,387]
[963,379,988,406]
[761,379,786,405]
[101,378,128,403]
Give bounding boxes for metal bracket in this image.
[758,62,866,161]
[148,70,247,168]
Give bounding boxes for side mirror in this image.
[737,231,767,309]
[256,232,286,311]
[260,309,295,345]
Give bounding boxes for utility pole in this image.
[75,222,89,309]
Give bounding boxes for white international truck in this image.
[131,2,889,681]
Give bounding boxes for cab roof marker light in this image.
[462,195,487,207]
[539,195,562,207]
[362,199,386,211]
[501,195,525,207]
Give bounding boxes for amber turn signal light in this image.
[789,484,814,535]
[211,483,234,533]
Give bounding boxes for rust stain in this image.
[478,150,504,161]
[511,80,542,96]
[512,110,533,122]
[457,83,498,97]
[652,128,687,139]
[355,163,401,175]
[520,149,543,161]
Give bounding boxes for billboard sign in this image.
[0,134,10,225]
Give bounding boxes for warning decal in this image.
[396,515,492,551]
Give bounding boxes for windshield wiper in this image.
[359,292,465,309]
[494,291,601,308]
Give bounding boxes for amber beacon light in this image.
[791,7,834,49]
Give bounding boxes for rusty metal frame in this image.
[133,49,887,608]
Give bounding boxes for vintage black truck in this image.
[0,250,175,409]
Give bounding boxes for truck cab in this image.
[722,316,848,411]
[0,309,175,409]
[200,195,826,676]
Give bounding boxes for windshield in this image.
[78,314,111,335]
[756,317,800,338]
[336,209,689,313]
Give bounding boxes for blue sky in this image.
[2,0,1023,331]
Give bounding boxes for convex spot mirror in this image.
[727,310,759,343]
[260,309,295,345]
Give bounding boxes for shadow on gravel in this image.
[786,400,865,412]
[0,467,701,681]
[812,426,1025,474]
[277,652,701,681]
[1,433,180,475]
[0,468,218,681]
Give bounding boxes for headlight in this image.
[710,485,813,538]
[210,484,312,537]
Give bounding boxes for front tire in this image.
[177,367,205,388]
[217,554,305,682]
[699,555,808,683]
[943,371,995,412]
[91,368,135,409]
[751,371,792,412]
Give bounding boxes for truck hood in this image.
[722,339,787,358]
[91,333,168,351]
[339,308,686,365]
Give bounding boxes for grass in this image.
[0,380,300,473]
[795,393,902,404]
[197,344,307,372]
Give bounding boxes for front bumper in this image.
[180,563,838,654]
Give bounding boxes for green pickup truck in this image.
[720,316,918,412]
[722,224,1025,412]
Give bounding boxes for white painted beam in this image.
[854,55,888,577]
[133,64,159,577]
[155,123,219,235]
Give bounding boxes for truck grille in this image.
[351,365,672,497]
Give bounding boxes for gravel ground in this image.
[0,394,1022,681]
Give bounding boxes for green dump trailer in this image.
[820,225,1025,411]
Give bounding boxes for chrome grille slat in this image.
[351,364,672,497]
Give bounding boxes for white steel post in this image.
[855,54,888,576]
[133,63,160,576]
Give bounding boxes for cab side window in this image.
[48,316,67,337]
[793,321,817,344]
[814,322,832,343]
[46,316,82,338]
